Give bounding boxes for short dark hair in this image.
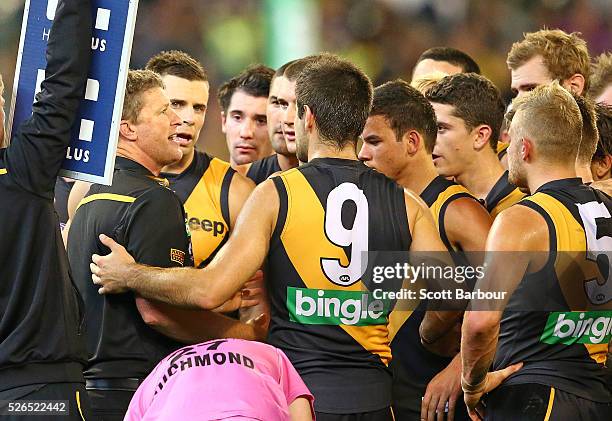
[371,79,438,153]
[283,55,320,82]
[417,47,481,74]
[593,103,612,160]
[574,94,598,165]
[217,64,274,113]
[274,60,295,78]
[145,50,207,82]
[426,73,505,150]
[296,53,372,149]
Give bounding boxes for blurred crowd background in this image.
[1,0,611,159]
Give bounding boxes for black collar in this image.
[115,157,154,175]
[484,171,516,212]
[535,178,583,193]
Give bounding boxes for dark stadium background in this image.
[0,0,610,159]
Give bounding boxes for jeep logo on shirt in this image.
[187,217,226,237]
[540,311,612,345]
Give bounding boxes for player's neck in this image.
[116,144,162,176]
[309,142,358,161]
[457,152,504,200]
[527,164,577,193]
[277,153,299,171]
[575,163,594,184]
[397,157,438,195]
[162,148,195,175]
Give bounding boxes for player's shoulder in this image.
[488,203,548,251]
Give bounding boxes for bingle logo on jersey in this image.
[287,287,390,326]
[540,311,612,345]
[7,0,139,185]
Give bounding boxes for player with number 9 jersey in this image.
[266,158,411,415]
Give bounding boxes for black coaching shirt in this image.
[0,0,91,391]
[67,157,192,380]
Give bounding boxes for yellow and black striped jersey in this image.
[485,170,526,219]
[496,141,509,160]
[267,157,411,413]
[494,178,612,402]
[389,176,480,419]
[162,151,234,268]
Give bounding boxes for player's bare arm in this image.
[227,171,270,324]
[134,297,267,342]
[421,198,491,421]
[445,197,493,259]
[461,205,546,419]
[91,179,279,310]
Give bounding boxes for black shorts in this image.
[316,407,394,421]
[485,383,612,421]
[0,382,90,421]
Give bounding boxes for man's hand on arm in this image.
[91,179,278,310]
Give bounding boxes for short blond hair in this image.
[511,81,582,163]
[589,52,612,99]
[122,69,164,122]
[507,29,590,92]
[410,71,447,96]
[0,74,4,94]
[574,94,598,165]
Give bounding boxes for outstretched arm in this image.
[6,0,92,196]
[92,179,279,310]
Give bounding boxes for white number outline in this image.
[576,201,612,305]
[320,183,369,286]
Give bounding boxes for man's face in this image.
[267,76,289,155]
[133,87,183,167]
[161,75,209,157]
[222,90,269,166]
[359,115,407,180]
[294,107,309,163]
[596,84,612,105]
[412,59,463,81]
[506,113,528,188]
[276,77,298,155]
[431,102,474,178]
[510,55,553,98]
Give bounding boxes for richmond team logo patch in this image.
[170,248,186,266]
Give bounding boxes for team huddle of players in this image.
[59,28,612,421]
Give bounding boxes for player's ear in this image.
[521,136,534,161]
[591,155,612,180]
[473,124,493,151]
[119,119,137,141]
[403,130,420,155]
[220,111,227,133]
[563,73,585,96]
[303,105,315,131]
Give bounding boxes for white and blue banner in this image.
[7,0,139,185]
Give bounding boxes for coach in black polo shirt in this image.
[0,1,92,418]
[68,70,263,421]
